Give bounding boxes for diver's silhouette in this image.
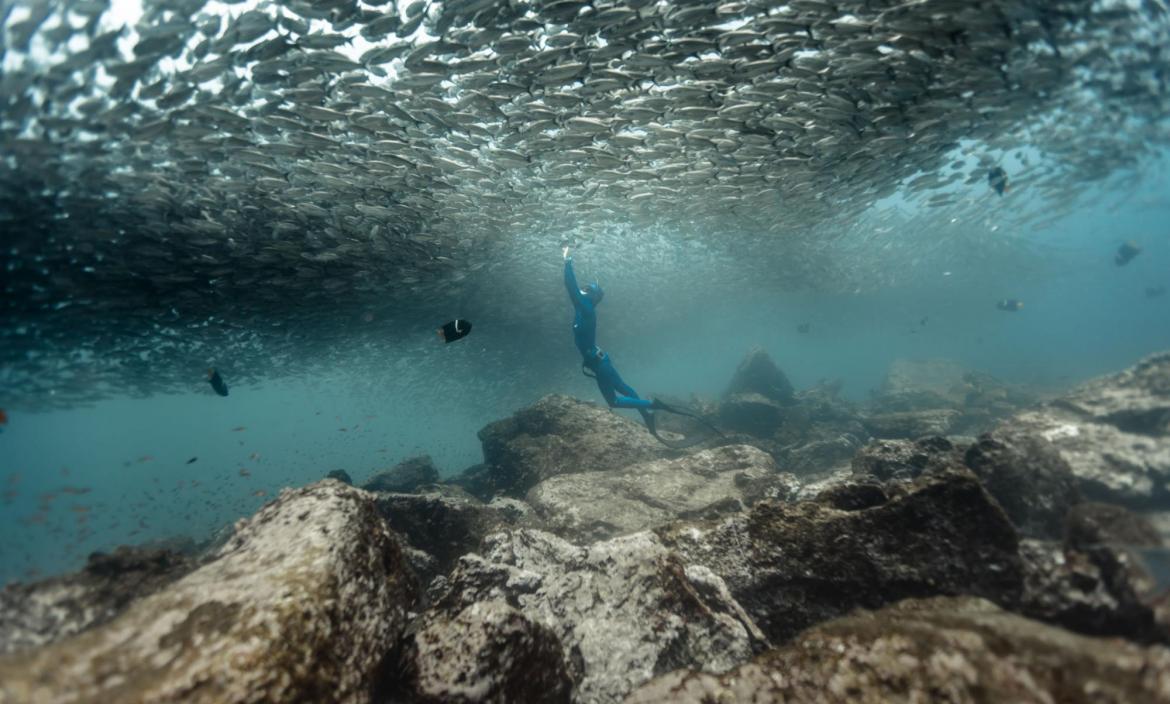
[563,247,660,433]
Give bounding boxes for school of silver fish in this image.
[1,0,1169,408]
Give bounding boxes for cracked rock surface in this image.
[624,596,1170,704]
[0,481,417,704]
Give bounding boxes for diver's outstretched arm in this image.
[564,254,588,311]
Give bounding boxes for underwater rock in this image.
[992,352,1170,507]
[851,436,965,482]
[449,463,491,494]
[1017,539,1167,644]
[374,487,541,579]
[1057,351,1170,423]
[712,378,866,474]
[724,347,795,404]
[791,378,849,409]
[776,434,863,475]
[526,445,799,543]
[392,599,573,704]
[867,359,1034,435]
[657,468,1023,644]
[363,455,441,493]
[470,394,668,500]
[862,408,962,439]
[1065,501,1164,550]
[792,465,854,502]
[811,479,890,511]
[963,432,1084,539]
[0,480,417,704]
[417,529,766,704]
[717,392,785,437]
[326,469,353,485]
[624,596,1170,704]
[485,495,539,524]
[0,545,195,656]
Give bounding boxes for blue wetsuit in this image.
[564,258,654,424]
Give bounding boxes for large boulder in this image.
[468,395,669,499]
[723,347,794,404]
[0,481,418,704]
[0,546,195,656]
[363,455,441,493]
[624,596,1170,704]
[400,529,766,704]
[717,392,785,437]
[993,351,1170,507]
[964,432,1083,538]
[656,468,1023,644]
[526,445,799,543]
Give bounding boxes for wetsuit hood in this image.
[582,281,604,305]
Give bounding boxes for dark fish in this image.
[207,368,229,396]
[437,319,473,343]
[920,317,929,326]
[996,299,1024,311]
[796,323,811,334]
[988,166,1009,196]
[0,408,6,432]
[186,457,198,464]
[1115,240,1141,266]
[1146,286,1166,298]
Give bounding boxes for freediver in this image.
[563,246,663,434]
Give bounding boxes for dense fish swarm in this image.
[1,0,1168,407]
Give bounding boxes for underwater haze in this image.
[2,0,1170,590]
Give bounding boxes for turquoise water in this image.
[3,156,1168,586]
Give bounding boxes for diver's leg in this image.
[593,365,619,408]
[597,355,652,410]
[596,354,656,432]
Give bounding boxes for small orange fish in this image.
[0,409,7,424]
[253,490,267,498]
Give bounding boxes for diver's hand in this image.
[562,246,570,260]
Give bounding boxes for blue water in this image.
[2,156,1168,587]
